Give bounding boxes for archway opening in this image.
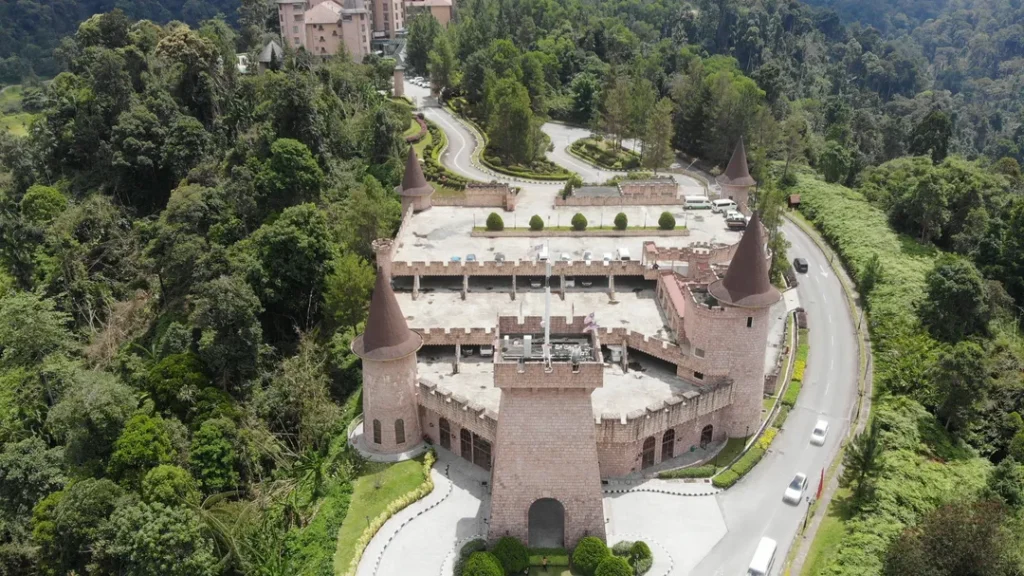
[642,436,656,468]
[439,418,451,450]
[662,429,675,461]
[700,424,714,449]
[528,498,565,548]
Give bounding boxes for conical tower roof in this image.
[708,212,781,308]
[716,138,756,187]
[352,270,422,360]
[396,147,435,197]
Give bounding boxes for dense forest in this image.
[0,9,408,575]
[1,0,1024,573]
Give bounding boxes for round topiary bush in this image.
[630,541,652,561]
[571,213,588,231]
[613,212,627,230]
[658,211,676,230]
[530,214,544,231]
[572,536,610,576]
[462,551,504,576]
[460,539,488,558]
[492,537,529,574]
[486,212,504,231]
[595,555,633,576]
[611,541,634,557]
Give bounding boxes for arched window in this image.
[700,424,714,449]
[372,419,381,444]
[439,418,451,450]
[662,429,675,461]
[642,436,656,469]
[395,419,406,445]
[460,429,472,461]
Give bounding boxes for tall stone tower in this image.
[393,65,405,98]
[489,321,606,549]
[684,213,781,438]
[396,147,435,214]
[352,240,423,455]
[716,138,756,214]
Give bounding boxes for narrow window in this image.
[694,371,704,380]
[747,316,753,328]
[372,419,381,444]
[694,347,705,358]
[395,419,405,444]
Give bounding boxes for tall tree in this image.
[920,255,990,342]
[909,110,953,163]
[405,14,442,76]
[601,75,631,147]
[931,341,989,432]
[642,98,675,174]
[487,77,536,164]
[427,32,459,98]
[842,418,884,505]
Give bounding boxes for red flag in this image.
[816,468,824,499]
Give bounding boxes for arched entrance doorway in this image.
[528,498,565,548]
[700,424,714,449]
[439,418,451,450]
[642,437,656,468]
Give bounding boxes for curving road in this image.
[403,78,861,575]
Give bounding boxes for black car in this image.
[793,257,809,273]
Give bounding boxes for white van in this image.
[747,537,777,576]
[712,199,737,213]
[685,196,712,210]
[616,247,631,261]
[537,245,549,261]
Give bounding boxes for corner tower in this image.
[396,147,435,213]
[488,318,606,549]
[352,243,423,455]
[684,213,781,439]
[716,138,756,214]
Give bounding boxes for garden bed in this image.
[481,147,573,181]
[569,137,640,170]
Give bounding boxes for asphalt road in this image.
[694,220,860,576]
[421,87,862,574]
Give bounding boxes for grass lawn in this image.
[403,118,421,138]
[433,183,464,197]
[713,436,749,469]
[799,488,852,575]
[0,112,33,136]
[333,458,428,574]
[413,127,433,157]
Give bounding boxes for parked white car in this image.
[783,472,808,504]
[811,420,829,446]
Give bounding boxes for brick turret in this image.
[716,138,756,214]
[395,147,435,213]
[684,213,781,439]
[352,256,423,454]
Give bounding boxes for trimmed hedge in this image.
[570,138,641,171]
[658,211,676,230]
[571,213,588,231]
[462,552,504,576]
[572,537,610,576]
[493,537,529,574]
[486,213,504,231]
[630,541,652,561]
[461,539,488,558]
[595,556,633,576]
[711,428,779,488]
[611,541,634,557]
[614,212,627,230]
[657,464,716,479]
[529,214,544,231]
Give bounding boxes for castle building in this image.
[403,0,453,27]
[351,197,786,548]
[276,0,371,60]
[717,138,756,214]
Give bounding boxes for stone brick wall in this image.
[554,195,685,207]
[417,327,496,346]
[489,387,606,548]
[430,183,518,210]
[619,180,678,198]
[597,407,730,477]
[362,353,423,454]
[493,361,604,389]
[418,380,498,446]
[391,258,653,278]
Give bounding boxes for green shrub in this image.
[774,404,791,428]
[611,541,634,557]
[462,551,504,576]
[781,380,802,407]
[595,555,633,576]
[657,465,716,479]
[529,215,544,231]
[614,212,627,230]
[572,536,609,576]
[635,557,652,575]
[658,211,676,230]
[493,537,529,574]
[461,539,488,558]
[571,213,588,231]
[486,212,504,231]
[630,541,651,561]
[712,469,740,488]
